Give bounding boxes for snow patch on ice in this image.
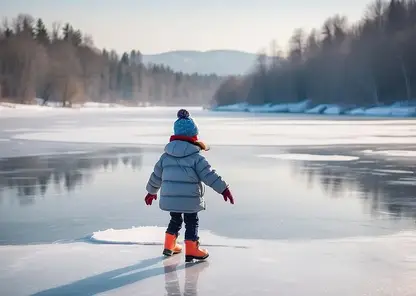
[363,150,416,158]
[0,150,92,159]
[90,226,252,248]
[4,128,39,132]
[0,138,10,142]
[90,226,416,246]
[258,154,359,161]
[374,169,414,174]
[387,179,416,186]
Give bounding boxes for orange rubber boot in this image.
[163,233,182,256]
[185,240,209,262]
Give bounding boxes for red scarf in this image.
[170,135,209,151]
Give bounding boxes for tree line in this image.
[0,14,222,107]
[214,0,416,107]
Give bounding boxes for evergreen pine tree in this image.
[35,18,50,44]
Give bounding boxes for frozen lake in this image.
[0,107,415,295]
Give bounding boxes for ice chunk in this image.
[211,103,249,112]
[268,103,289,112]
[246,104,272,113]
[247,103,288,113]
[364,105,416,117]
[323,105,346,115]
[287,99,312,113]
[347,107,367,115]
[305,104,330,114]
[390,106,416,117]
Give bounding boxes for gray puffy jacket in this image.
[146,140,228,213]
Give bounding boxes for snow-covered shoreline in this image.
[210,100,416,117]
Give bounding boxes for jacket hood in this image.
[164,140,201,158]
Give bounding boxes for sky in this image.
[1,0,374,54]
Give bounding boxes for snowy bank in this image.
[210,101,416,118]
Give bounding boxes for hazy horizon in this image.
[1,0,374,54]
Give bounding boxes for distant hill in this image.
[141,50,259,76]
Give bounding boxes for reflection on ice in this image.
[164,256,209,296]
[289,156,416,219]
[0,148,143,205]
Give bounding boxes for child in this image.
[144,109,234,262]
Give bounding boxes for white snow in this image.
[258,154,359,161]
[0,228,415,296]
[0,138,10,142]
[363,150,416,158]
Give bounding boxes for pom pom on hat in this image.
[177,109,190,119]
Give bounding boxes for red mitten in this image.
[144,193,157,205]
[222,188,234,204]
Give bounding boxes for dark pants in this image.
[166,212,199,241]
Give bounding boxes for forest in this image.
[214,0,416,107]
[0,15,222,107]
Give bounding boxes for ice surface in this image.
[1,108,416,295]
[258,154,359,161]
[0,228,415,296]
[12,116,416,146]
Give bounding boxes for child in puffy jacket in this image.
[144,109,234,262]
